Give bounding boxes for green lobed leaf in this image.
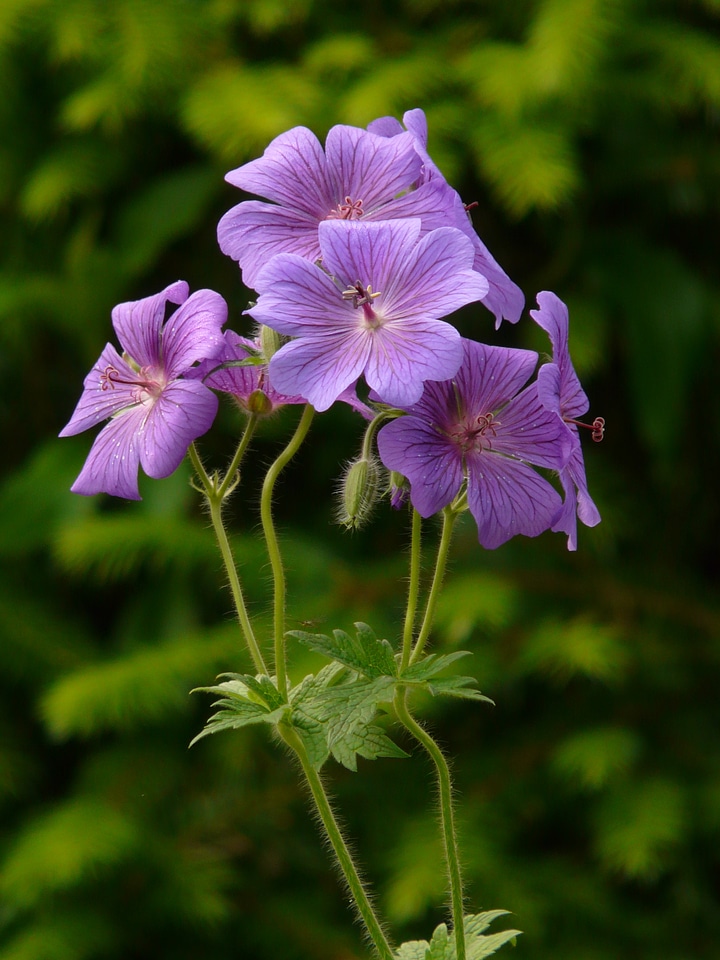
[425,677,494,704]
[227,673,287,711]
[427,923,450,959]
[395,941,430,960]
[189,703,286,747]
[319,675,397,748]
[401,651,473,682]
[330,723,409,772]
[288,663,346,768]
[394,912,521,960]
[464,911,522,959]
[190,673,289,746]
[289,621,397,678]
[289,667,402,771]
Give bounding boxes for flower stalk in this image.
[280,725,395,960]
[260,404,315,699]
[189,442,267,676]
[394,689,466,960]
[410,506,457,665]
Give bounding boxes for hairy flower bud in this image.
[246,388,274,416]
[336,455,380,530]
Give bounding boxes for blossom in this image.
[189,328,374,419]
[530,291,602,550]
[376,338,571,549]
[367,108,525,328]
[190,329,306,417]
[217,122,459,289]
[247,218,489,412]
[60,281,227,499]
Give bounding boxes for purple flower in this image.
[60,281,227,500]
[248,218,489,412]
[190,329,306,416]
[367,108,445,183]
[376,338,571,549]
[367,108,525,328]
[189,328,375,420]
[531,291,602,550]
[217,122,459,289]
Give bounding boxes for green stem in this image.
[188,443,267,676]
[410,507,457,665]
[401,509,423,670]
[394,690,466,960]
[217,414,259,499]
[260,404,315,699]
[280,725,395,960]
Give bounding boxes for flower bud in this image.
[388,470,410,510]
[246,388,274,416]
[336,455,380,530]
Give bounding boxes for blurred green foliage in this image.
[1,0,719,957]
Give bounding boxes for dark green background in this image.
[1,1,719,958]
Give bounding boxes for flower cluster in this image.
[61,108,600,548]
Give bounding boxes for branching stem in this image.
[188,441,267,676]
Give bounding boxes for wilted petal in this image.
[112,281,188,368]
[553,437,602,550]
[531,291,589,418]
[470,234,525,327]
[536,360,563,418]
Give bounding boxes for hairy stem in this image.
[394,690,466,960]
[401,509,423,670]
[217,413,259,499]
[410,507,457,665]
[260,404,315,699]
[280,725,395,960]
[189,442,267,676]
